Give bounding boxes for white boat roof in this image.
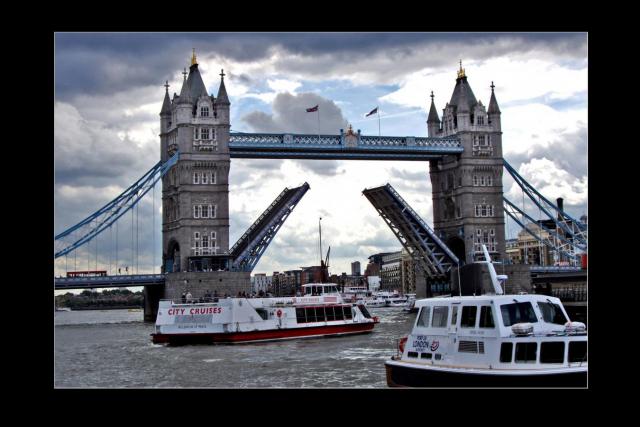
[414,293,563,307]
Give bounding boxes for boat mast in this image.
[481,244,504,295]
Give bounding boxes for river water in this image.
[54,308,416,388]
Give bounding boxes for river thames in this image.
[54,307,415,388]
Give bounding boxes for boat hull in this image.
[152,321,375,345]
[385,361,587,387]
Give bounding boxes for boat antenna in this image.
[319,216,323,269]
[457,259,462,297]
[482,244,504,295]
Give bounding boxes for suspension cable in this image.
[116,221,118,275]
[131,207,134,275]
[153,184,155,275]
[136,202,139,274]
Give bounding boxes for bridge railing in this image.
[229,132,462,150]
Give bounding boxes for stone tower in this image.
[160,50,231,274]
[428,63,505,264]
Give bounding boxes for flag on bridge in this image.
[306,105,318,112]
[366,106,378,117]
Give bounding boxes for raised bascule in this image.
[54,53,587,320]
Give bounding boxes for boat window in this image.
[500,302,538,326]
[538,302,568,325]
[451,306,458,327]
[325,306,336,321]
[421,353,432,359]
[515,342,537,363]
[255,308,269,321]
[305,307,317,322]
[432,306,449,328]
[344,306,353,320]
[295,308,306,323]
[540,342,565,364]
[358,304,372,319]
[479,306,495,328]
[315,307,326,322]
[416,306,431,328]
[568,341,587,363]
[500,342,513,363]
[408,351,419,358]
[460,306,477,328]
[334,306,344,321]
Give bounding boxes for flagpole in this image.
[317,107,320,142]
[377,107,381,136]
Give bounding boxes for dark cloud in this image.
[54,102,156,188]
[55,33,587,99]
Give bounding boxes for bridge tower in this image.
[155,50,249,308]
[160,50,231,274]
[428,63,505,264]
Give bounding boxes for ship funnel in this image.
[482,244,504,295]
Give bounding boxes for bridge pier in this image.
[164,271,251,301]
[143,284,165,322]
[450,263,532,296]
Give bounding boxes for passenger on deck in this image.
[181,292,186,303]
[186,291,193,303]
[204,290,212,302]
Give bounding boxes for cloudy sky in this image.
[54,32,587,279]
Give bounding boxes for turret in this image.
[215,69,230,125]
[448,61,478,132]
[488,81,501,131]
[160,81,172,134]
[427,91,441,137]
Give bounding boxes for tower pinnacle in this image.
[457,60,466,79]
[191,48,197,66]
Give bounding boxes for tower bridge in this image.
[54,53,587,320]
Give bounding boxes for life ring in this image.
[276,309,283,318]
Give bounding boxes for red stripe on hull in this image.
[152,322,376,344]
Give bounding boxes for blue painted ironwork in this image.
[503,159,587,248]
[54,274,165,290]
[54,152,179,259]
[503,198,579,262]
[230,182,310,272]
[363,183,459,277]
[229,131,462,160]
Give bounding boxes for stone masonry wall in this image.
[164,271,251,300]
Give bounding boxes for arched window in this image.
[202,172,208,184]
[193,172,199,184]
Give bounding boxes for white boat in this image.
[365,291,408,308]
[152,283,379,345]
[55,307,71,312]
[385,245,587,387]
[341,286,373,303]
[402,294,417,313]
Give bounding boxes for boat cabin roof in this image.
[414,293,563,308]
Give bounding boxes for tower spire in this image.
[457,59,466,79]
[488,81,501,114]
[191,48,197,66]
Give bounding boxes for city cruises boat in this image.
[365,291,408,308]
[385,245,587,387]
[55,306,72,312]
[151,283,379,345]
